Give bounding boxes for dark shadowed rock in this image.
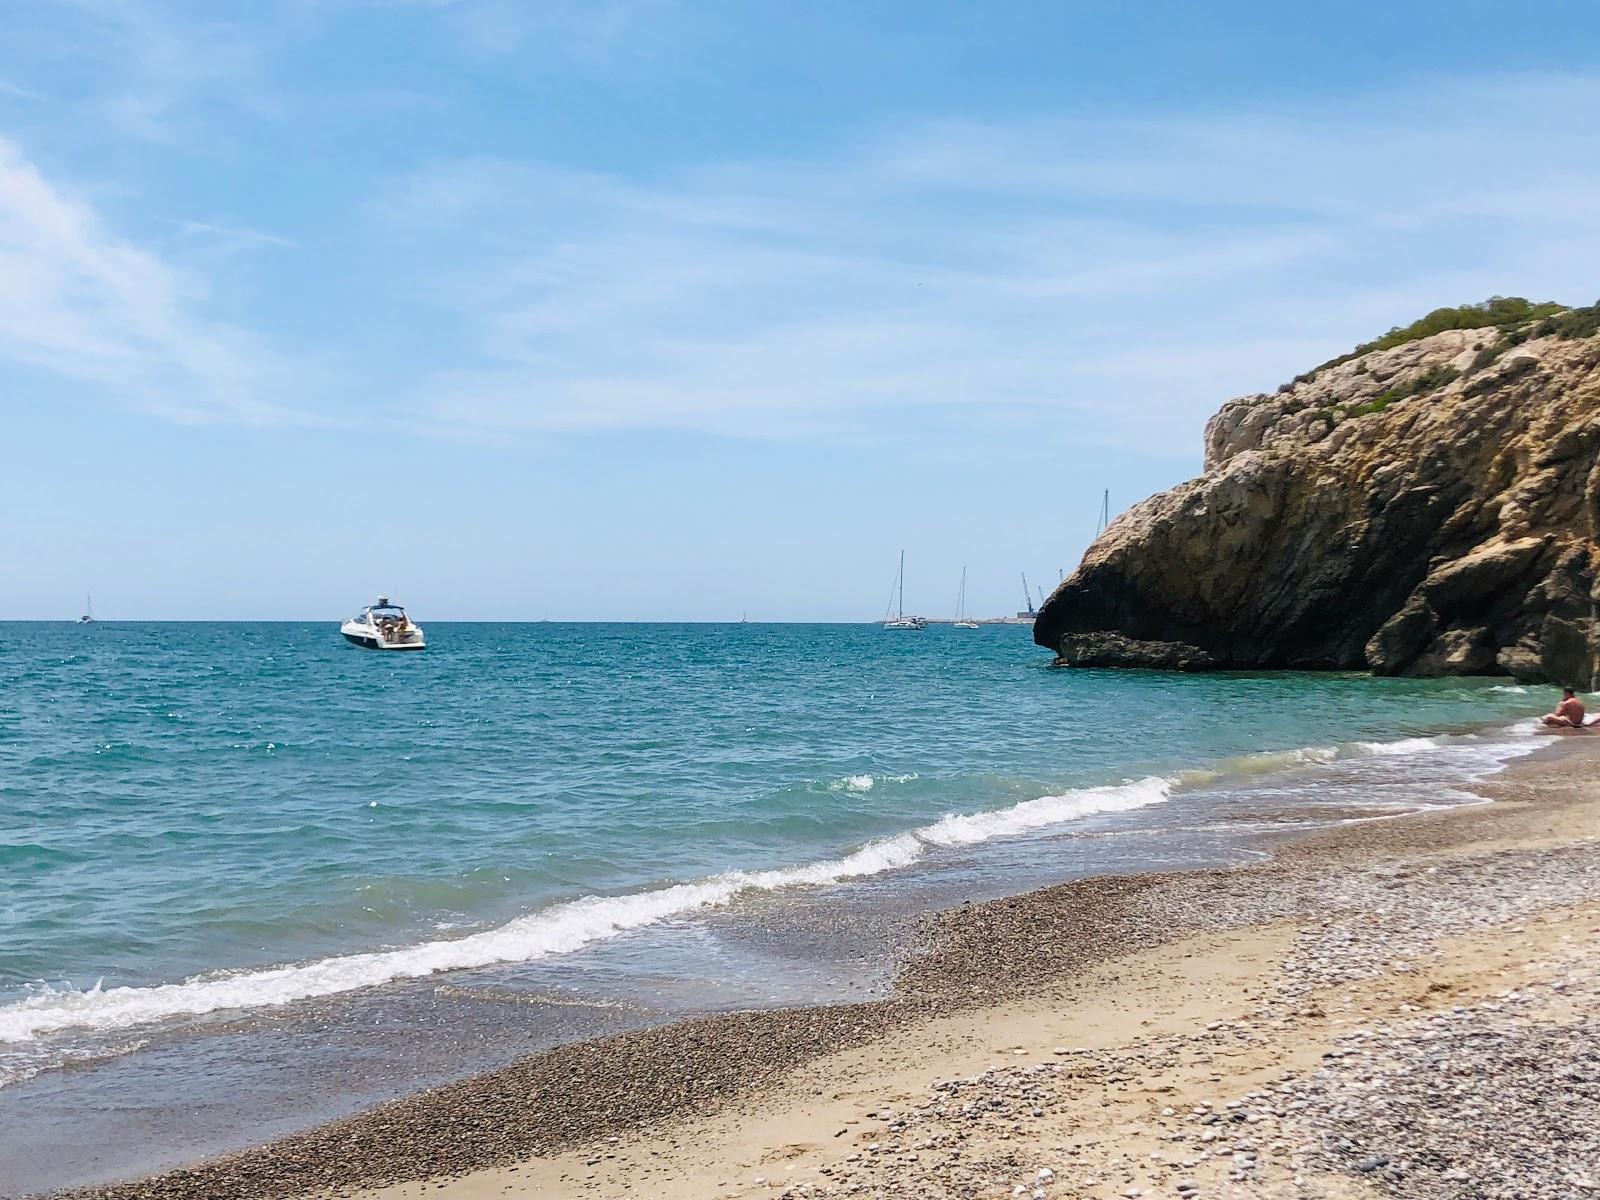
[1035,319,1600,684]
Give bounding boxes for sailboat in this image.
[953,567,979,629]
[79,593,94,624]
[883,551,927,630]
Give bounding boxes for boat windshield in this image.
[358,605,408,623]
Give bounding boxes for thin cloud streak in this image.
[0,137,297,424]
[379,73,1600,447]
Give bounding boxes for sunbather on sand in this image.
[1542,687,1589,728]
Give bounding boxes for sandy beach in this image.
[60,737,1600,1200]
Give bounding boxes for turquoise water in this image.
[0,621,1546,1117]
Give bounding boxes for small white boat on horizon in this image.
[341,598,426,651]
[79,593,94,624]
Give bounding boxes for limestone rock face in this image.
[1034,326,1600,684]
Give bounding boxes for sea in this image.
[0,621,1553,1194]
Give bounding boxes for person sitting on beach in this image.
[1542,687,1587,728]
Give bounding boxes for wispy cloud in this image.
[0,78,46,102]
[414,0,689,67]
[25,0,276,142]
[372,73,1600,450]
[0,138,294,423]
[171,220,299,252]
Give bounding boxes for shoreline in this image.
[51,735,1600,1200]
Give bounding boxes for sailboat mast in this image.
[898,550,905,619]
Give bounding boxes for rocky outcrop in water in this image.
[1034,304,1600,685]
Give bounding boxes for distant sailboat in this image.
[953,567,979,629]
[79,593,94,624]
[883,551,927,630]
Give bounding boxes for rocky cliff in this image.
[1033,302,1600,685]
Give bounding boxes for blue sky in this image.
[2,1,1599,620]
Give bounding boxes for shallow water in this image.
[0,621,1552,1191]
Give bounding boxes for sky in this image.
[2,1,1599,621]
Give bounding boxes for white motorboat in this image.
[341,597,426,651]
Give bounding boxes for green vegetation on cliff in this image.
[1531,300,1600,342]
[1353,297,1564,356]
[1299,296,1566,383]
[1344,363,1462,417]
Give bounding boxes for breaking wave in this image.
[1,727,1536,1050]
[0,777,1169,1046]
[919,776,1172,847]
[1357,736,1442,756]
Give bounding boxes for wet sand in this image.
[59,739,1600,1200]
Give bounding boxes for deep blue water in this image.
[0,621,1548,1122]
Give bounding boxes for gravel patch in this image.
[762,839,1600,1199]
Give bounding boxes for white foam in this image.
[0,774,1171,1047]
[1489,685,1529,694]
[829,772,917,792]
[918,776,1172,847]
[1356,736,1442,756]
[0,1037,149,1088]
[0,833,925,1046]
[7,725,1534,1049]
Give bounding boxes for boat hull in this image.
[341,628,425,651]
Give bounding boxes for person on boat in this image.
[1542,687,1588,728]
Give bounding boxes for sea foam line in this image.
[0,778,1171,1046]
[0,725,1542,1048]
[919,776,1171,846]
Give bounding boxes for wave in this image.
[827,772,917,792]
[0,727,1535,1049]
[1356,736,1441,756]
[0,776,1168,1047]
[920,776,1171,847]
[1177,745,1338,786]
[0,833,924,1046]
[0,1037,149,1088]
